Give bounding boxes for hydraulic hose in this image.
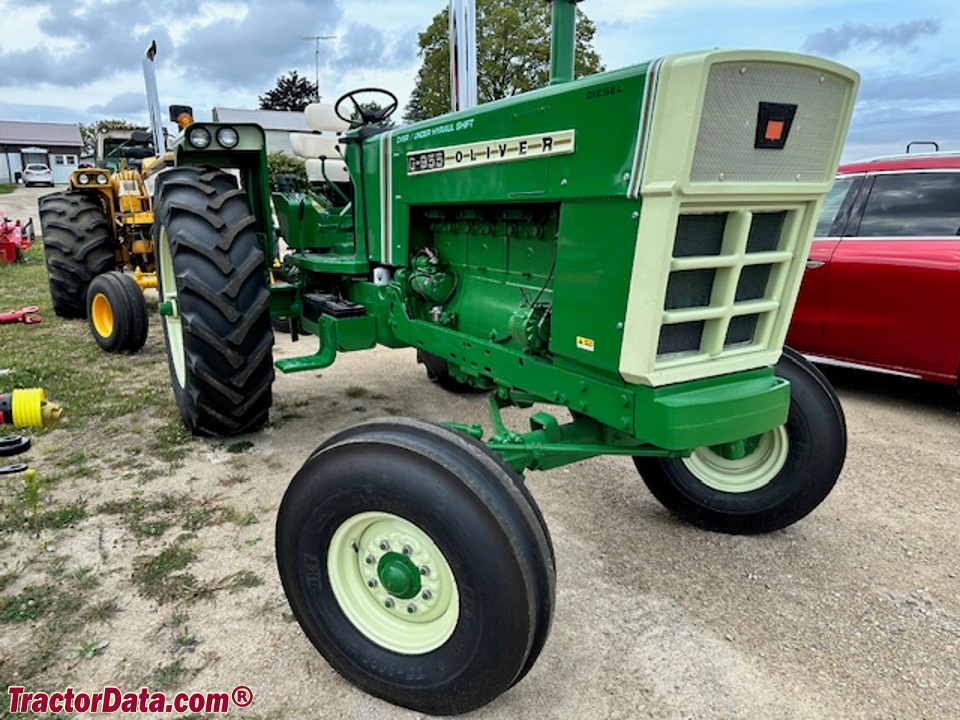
[0,389,63,427]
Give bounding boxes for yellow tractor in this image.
[38,136,160,352]
[37,43,173,352]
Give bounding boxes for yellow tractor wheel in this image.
[86,271,149,353]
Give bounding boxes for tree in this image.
[350,101,396,130]
[267,150,307,190]
[404,0,603,123]
[259,71,318,112]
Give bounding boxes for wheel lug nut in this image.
[364,555,376,565]
[367,579,378,588]
[402,545,413,556]
[421,590,432,601]
[384,598,395,609]
[419,566,430,576]
[407,604,417,614]
[379,540,390,551]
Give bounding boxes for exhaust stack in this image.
[449,0,478,111]
[143,41,166,155]
[549,0,579,85]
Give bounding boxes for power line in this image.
[852,108,960,129]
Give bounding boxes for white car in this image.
[22,163,54,187]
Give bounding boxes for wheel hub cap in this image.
[377,552,421,599]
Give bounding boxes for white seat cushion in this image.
[305,157,350,183]
[290,132,343,160]
[305,103,350,133]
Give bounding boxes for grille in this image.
[656,208,797,364]
[691,61,850,184]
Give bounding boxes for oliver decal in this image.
[406,130,575,176]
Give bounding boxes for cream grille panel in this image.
[691,62,849,184]
[654,205,804,371]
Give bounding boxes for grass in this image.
[132,538,199,605]
[0,244,184,440]
[0,236,288,715]
[0,183,16,194]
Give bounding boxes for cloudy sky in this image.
[0,0,955,162]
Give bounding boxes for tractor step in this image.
[302,293,366,321]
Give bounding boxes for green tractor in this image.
[152,0,858,713]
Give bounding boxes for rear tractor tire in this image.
[634,347,846,534]
[416,350,488,394]
[277,418,555,715]
[39,191,115,318]
[86,271,149,353]
[154,166,274,436]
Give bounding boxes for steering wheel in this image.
[334,88,399,127]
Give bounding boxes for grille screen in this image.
[691,62,849,184]
[657,210,794,362]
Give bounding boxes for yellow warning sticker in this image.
[576,336,595,352]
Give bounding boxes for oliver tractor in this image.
[152,1,858,713]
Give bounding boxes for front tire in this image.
[154,166,274,436]
[277,418,555,715]
[86,271,148,353]
[39,191,115,318]
[634,348,846,534]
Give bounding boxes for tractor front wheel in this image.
[86,271,148,353]
[39,191,115,318]
[277,418,555,715]
[633,348,846,534]
[154,166,274,436]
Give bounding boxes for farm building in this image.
[0,121,83,184]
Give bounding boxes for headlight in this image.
[216,127,239,149]
[96,174,109,185]
[187,126,212,149]
[78,174,90,185]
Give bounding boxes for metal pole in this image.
[449,0,477,111]
[549,0,579,85]
[142,41,165,155]
[301,35,335,102]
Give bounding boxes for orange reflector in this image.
[765,120,785,141]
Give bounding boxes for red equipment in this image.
[0,216,34,264]
[0,306,41,325]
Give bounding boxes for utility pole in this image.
[301,35,336,102]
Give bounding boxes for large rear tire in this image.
[39,191,115,318]
[277,418,555,715]
[154,166,274,436]
[86,271,148,353]
[634,347,846,534]
[416,350,488,393]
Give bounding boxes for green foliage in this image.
[350,101,396,130]
[259,70,318,111]
[404,0,604,123]
[132,540,198,605]
[267,150,307,190]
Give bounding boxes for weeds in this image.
[132,539,198,605]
